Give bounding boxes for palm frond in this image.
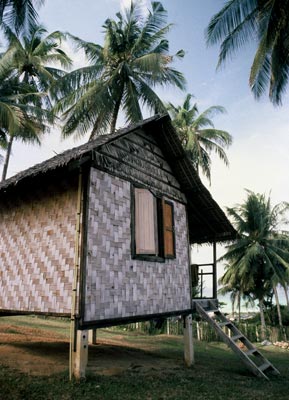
[1,0,44,34]
[61,81,113,138]
[168,96,231,183]
[206,0,258,45]
[198,129,232,146]
[122,79,143,123]
[55,0,184,139]
[269,32,289,105]
[217,8,259,67]
[207,0,289,104]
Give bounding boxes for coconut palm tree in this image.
[0,24,71,108]
[0,0,44,34]
[55,1,185,139]
[0,24,71,179]
[206,0,289,105]
[0,73,53,180]
[219,261,264,323]
[0,78,53,167]
[220,190,289,340]
[218,265,255,322]
[219,284,241,321]
[167,94,232,183]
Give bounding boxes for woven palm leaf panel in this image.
[0,172,78,315]
[82,130,192,327]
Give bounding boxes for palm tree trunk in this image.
[238,292,241,322]
[273,285,283,328]
[259,298,267,341]
[1,134,14,181]
[273,285,287,340]
[282,284,289,309]
[110,94,123,134]
[231,297,235,319]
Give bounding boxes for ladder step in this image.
[231,334,244,341]
[219,321,232,327]
[194,301,280,380]
[245,349,258,356]
[259,363,271,372]
[208,309,220,313]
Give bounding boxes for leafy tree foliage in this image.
[0,24,71,108]
[0,0,44,34]
[207,0,289,105]
[55,1,185,139]
[167,94,232,183]
[220,190,289,338]
[0,71,53,180]
[0,23,71,179]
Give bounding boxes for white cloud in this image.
[208,107,289,209]
[60,40,88,70]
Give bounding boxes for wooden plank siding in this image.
[92,130,186,203]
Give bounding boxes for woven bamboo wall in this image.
[0,177,78,314]
[84,167,191,323]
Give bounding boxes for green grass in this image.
[0,316,289,400]
[0,315,71,337]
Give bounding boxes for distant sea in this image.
[218,289,287,314]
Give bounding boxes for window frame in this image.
[131,185,176,262]
[162,199,176,259]
[134,187,158,256]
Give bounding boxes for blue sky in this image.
[3,0,289,307]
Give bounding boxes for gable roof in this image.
[0,118,147,191]
[0,114,236,244]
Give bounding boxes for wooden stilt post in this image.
[73,329,88,379]
[213,241,217,299]
[184,314,194,366]
[69,170,83,380]
[88,329,97,345]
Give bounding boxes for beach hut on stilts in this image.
[0,114,278,379]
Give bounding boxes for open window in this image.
[133,187,176,260]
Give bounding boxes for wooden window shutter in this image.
[135,188,157,254]
[163,200,175,258]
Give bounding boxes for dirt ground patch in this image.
[0,323,70,375]
[0,323,184,377]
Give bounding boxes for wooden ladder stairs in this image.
[195,300,280,380]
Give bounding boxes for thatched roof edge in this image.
[0,115,159,191]
[0,113,236,243]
